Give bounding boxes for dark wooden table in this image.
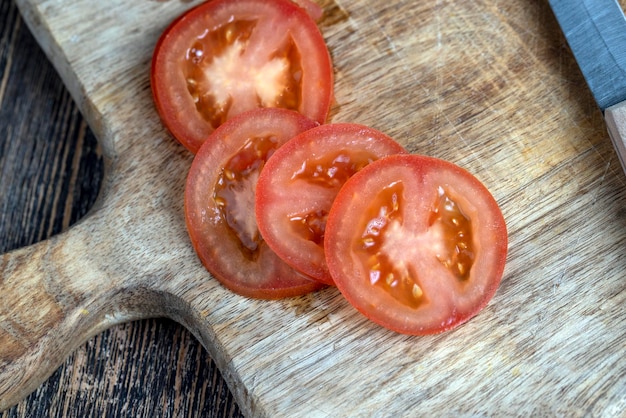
[0,1,243,416]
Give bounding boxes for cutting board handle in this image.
[0,225,155,411]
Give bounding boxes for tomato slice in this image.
[324,154,508,334]
[185,108,325,299]
[151,0,333,153]
[255,124,407,285]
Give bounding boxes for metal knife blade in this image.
[549,0,626,173]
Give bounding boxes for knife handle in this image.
[605,101,626,175]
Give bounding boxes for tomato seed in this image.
[385,273,395,286]
[412,283,423,299]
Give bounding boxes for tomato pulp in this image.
[151,0,334,153]
[185,108,325,299]
[324,154,508,335]
[256,124,407,285]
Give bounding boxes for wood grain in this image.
[606,101,626,173]
[0,0,242,416]
[2,0,626,416]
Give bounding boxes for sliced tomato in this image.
[255,124,407,285]
[324,154,507,335]
[151,0,333,153]
[185,108,325,299]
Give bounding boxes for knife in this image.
[548,0,626,174]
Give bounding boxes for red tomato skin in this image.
[151,0,334,154]
[324,154,508,335]
[185,108,325,299]
[255,124,408,285]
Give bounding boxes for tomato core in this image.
[214,135,280,260]
[183,19,303,130]
[354,181,476,309]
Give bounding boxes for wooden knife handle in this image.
[0,225,155,411]
[605,101,626,174]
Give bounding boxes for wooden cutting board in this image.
[2,0,625,415]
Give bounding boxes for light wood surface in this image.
[2,0,626,416]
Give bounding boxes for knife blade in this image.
[548,0,626,174]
